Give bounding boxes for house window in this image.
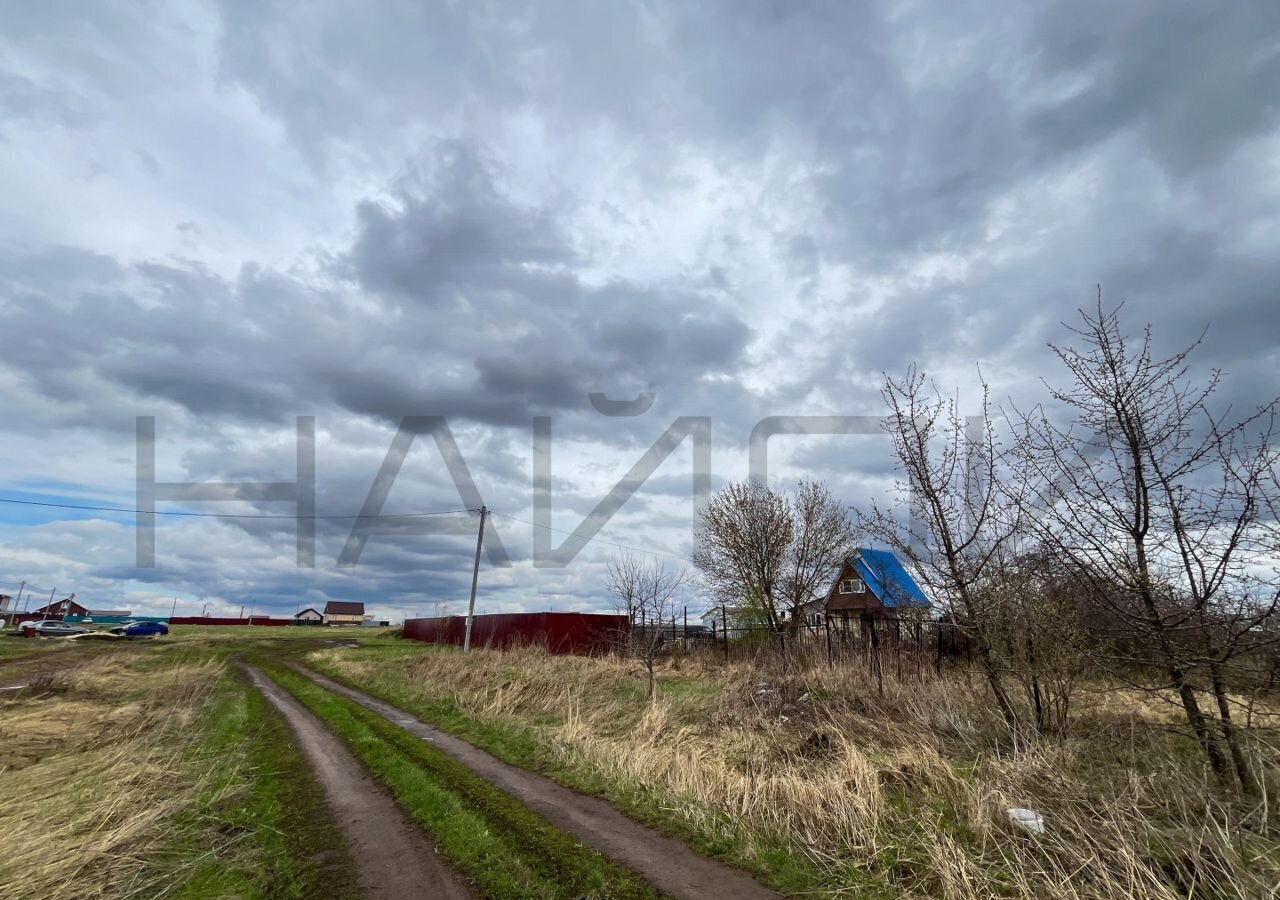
[839,578,865,594]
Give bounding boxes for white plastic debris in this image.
[1007,807,1045,835]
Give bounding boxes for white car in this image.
[20,620,90,637]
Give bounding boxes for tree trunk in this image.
[1209,660,1259,795]
[979,644,1021,738]
[965,612,1021,739]
[1026,633,1046,735]
[1173,673,1231,786]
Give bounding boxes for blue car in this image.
[109,621,170,637]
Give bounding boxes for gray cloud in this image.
[0,1,1276,618]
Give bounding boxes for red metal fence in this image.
[404,612,626,655]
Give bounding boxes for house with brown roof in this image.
[323,600,365,626]
[26,596,90,618]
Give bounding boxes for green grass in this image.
[166,624,395,640]
[301,648,878,898]
[257,659,661,900]
[167,668,360,899]
[0,634,77,663]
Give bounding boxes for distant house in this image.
[28,597,90,618]
[699,606,768,639]
[323,601,365,626]
[294,607,324,626]
[791,597,828,628]
[824,548,930,622]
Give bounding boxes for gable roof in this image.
[850,549,929,608]
[32,598,89,616]
[295,607,323,617]
[324,600,365,616]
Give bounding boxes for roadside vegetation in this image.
[166,625,396,640]
[0,644,357,900]
[0,633,80,663]
[305,640,1279,899]
[258,658,659,900]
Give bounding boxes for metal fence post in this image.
[721,604,729,663]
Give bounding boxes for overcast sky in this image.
[1,2,1277,621]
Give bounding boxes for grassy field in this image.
[0,633,78,663]
[7,628,1275,899]
[305,641,1280,900]
[166,625,397,640]
[0,641,358,900]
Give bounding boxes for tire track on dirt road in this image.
[289,664,783,900]
[244,666,477,900]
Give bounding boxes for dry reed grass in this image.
[0,657,232,900]
[312,643,1280,899]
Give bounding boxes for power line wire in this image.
[0,496,479,520]
[0,495,690,565]
[489,510,688,562]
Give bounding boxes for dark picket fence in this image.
[662,613,976,682]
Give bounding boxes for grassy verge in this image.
[166,625,397,641]
[0,645,358,900]
[0,633,80,664]
[303,642,1280,900]
[257,658,660,900]
[167,667,360,899]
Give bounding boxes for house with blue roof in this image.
[822,548,931,622]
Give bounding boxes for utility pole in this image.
[169,596,178,621]
[463,506,487,652]
[248,599,256,624]
[9,581,24,626]
[49,588,56,620]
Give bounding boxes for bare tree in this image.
[859,367,1026,736]
[607,554,687,701]
[784,481,858,630]
[1012,300,1279,792]
[692,480,856,648]
[986,548,1090,736]
[692,481,794,634]
[606,553,647,623]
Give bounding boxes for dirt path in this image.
[292,664,782,900]
[245,666,477,900]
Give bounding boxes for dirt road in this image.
[245,666,476,900]
[292,664,782,900]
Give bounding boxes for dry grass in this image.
[311,643,1280,899]
[0,656,232,900]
